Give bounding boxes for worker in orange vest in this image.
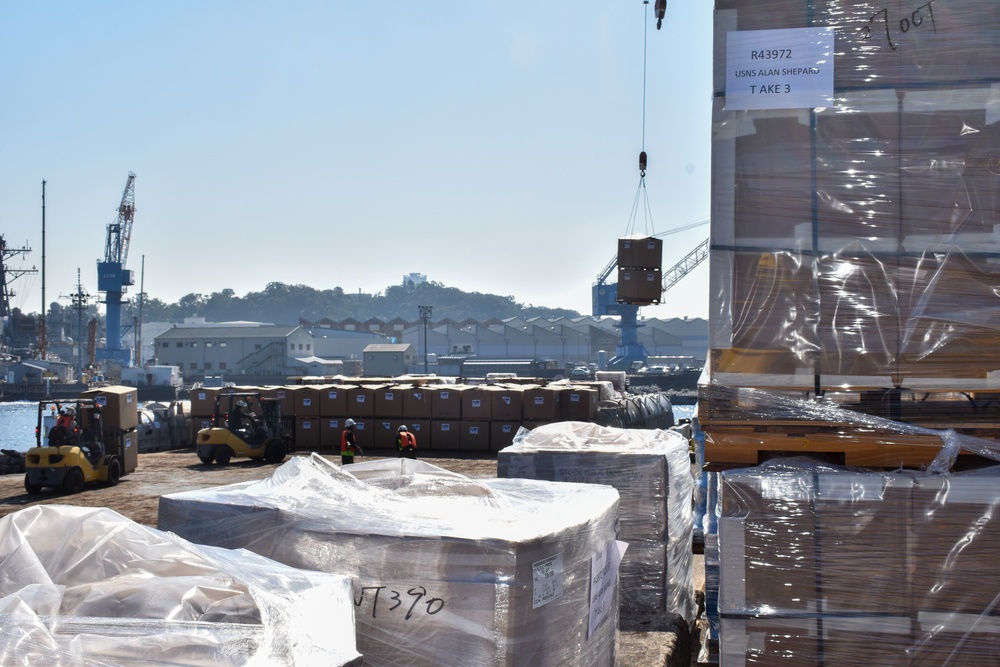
[341,418,359,465]
[397,425,417,459]
[49,406,79,446]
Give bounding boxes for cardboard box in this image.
[490,386,523,421]
[295,417,321,451]
[458,421,490,452]
[490,421,520,451]
[188,387,220,417]
[559,387,598,422]
[617,268,661,304]
[431,420,460,450]
[81,385,138,431]
[461,387,492,421]
[427,386,463,420]
[347,385,376,418]
[373,385,404,418]
[618,235,663,270]
[522,387,562,422]
[372,419,405,449]
[295,386,323,417]
[158,458,622,667]
[319,385,350,417]
[402,386,433,419]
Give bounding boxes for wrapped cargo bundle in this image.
[158,454,624,667]
[497,421,696,621]
[710,0,1000,391]
[718,458,1000,664]
[0,504,361,667]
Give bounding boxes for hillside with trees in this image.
[124,281,581,326]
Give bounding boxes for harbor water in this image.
[0,402,40,453]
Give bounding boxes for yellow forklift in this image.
[195,392,293,465]
[24,399,124,494]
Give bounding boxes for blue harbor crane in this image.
[96,172,136,368]
[592,224,709,370]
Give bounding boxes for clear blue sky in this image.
[1,1,712,321]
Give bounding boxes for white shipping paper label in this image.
[588,540,628,638]
[726,27,834,110]
[532,553,565,609]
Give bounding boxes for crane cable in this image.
[626,1,655,238]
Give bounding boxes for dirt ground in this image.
[0,447,704,666]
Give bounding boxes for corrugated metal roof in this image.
[155,325,300,340]
[363,343,413,353]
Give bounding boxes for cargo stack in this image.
[703,0,1000,661]
[498,422,696,620]
[616,236,662,305]
[80,385,139,474]
[158,455,624,667]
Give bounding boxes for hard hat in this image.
[398,425,408,432]
[65,406,76,416]
[345,418,356,428]
[236,401,246,407]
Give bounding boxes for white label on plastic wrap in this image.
[725,27,834,110]
[196,391,206,400]
[469,426,479,435]
[472,399,481,408]
[440,391,449,399]
[124,435,133,449]
[303,398,312,407]
[533,396,545,405]
[532,553,564,609]
[126,394,133,404]
[588,540,628,638]
[328,419,339,428]
[502,396,511,405]
[385,392,394,401]
[356,395,366,403]
[327,390,338,399]
[570,394,581,403]
[413,391,422,400]
[440,423,450,432]
[303,421,312,430]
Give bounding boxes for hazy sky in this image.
[1,1,712,321]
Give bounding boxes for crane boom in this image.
[104,172,135,265]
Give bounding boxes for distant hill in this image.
[133,281,581,325]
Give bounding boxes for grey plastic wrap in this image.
[710,0,1000,393]
[158,454,623,667]
[719,458,1000,665]
[497,421,696,622]
[0,504,361,667]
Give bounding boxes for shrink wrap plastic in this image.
[710,0,1000,391]
[159,453,623,667]
[498,421,696,621]
[719,458,1000,665]
[0,504,361,666]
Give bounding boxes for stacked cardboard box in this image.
[159,455,623,667]
[719,460,1000,664]
[617,236,663,304]
[498,421,696,619]
[709,0,1000,393]
[80,385,139,474]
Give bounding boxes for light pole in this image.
[419,305,432,373]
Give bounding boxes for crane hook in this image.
[639,151,648,176]
[655,0,666,29]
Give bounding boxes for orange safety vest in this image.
[341,429,356,456]
[56,414,75,429]
[397,431,416,450]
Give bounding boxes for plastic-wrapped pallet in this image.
[497,421,695,621]
[719,459,1000,664]
[159,453,624,667]
[0,504,361,667]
